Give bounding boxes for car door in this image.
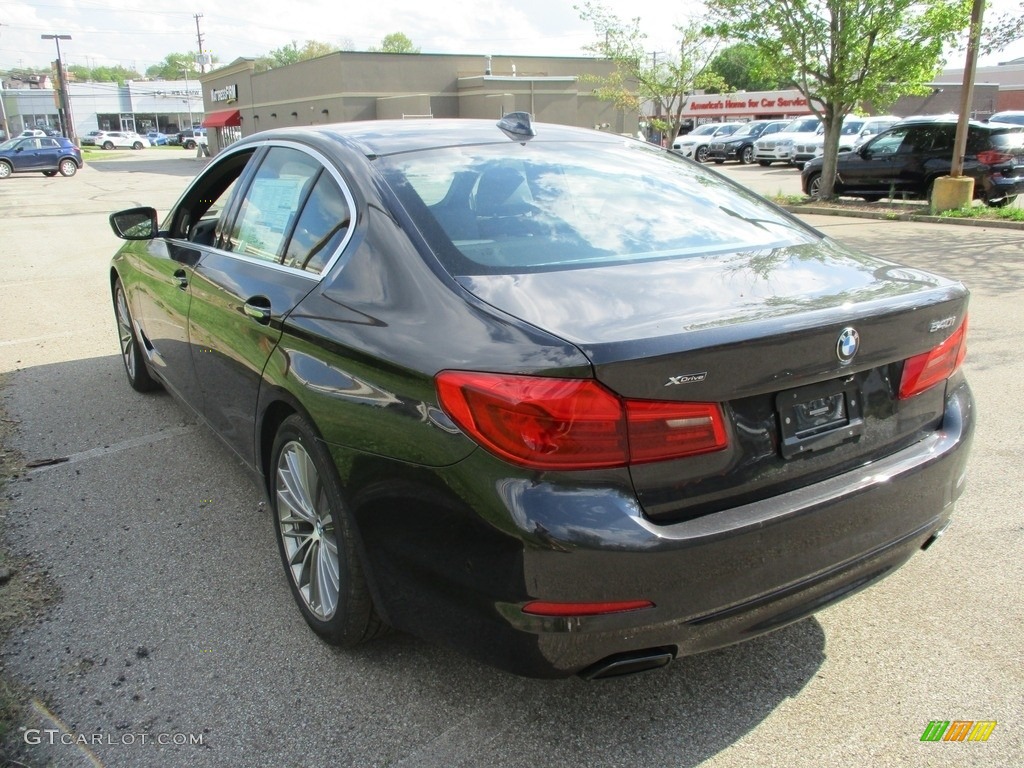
[188,144,353,465]
[35,137,61,170]
[127,147,260,407]
[898,125,955,193]
[837,126,913,193]
[10,138,46,171]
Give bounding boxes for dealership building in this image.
[195,51,634,154]
[0,75,204,138]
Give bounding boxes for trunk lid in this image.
[457,239,969,523]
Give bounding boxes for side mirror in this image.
[109,207,158,240]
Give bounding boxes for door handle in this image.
[243,297,272,324]
[173,269,188,289]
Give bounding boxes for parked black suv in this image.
[707,120,789,165]
[801,116,1024,207]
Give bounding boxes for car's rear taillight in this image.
[977,149,1013,165]
[899,318,968,400]
[435,371,728,470]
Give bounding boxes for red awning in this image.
[202,110,241,128]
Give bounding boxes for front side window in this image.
[868,127,910,154]
[227,148,322,263]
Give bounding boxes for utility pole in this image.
[41,33,76,142]
[194,13,206,72]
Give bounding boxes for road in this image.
[0,153,1021,767]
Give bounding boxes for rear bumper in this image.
[354,380,974,678]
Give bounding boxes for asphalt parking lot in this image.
[0,153,1021,767]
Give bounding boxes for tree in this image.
[575,2,725,143]
[705,0,972,199]
[67,64,141,85]
[708,44,786,93]
[980,6,1024,57]
[254,40,341,72]
[146,52,214,80]
[371,32,420,54]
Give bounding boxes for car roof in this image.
[231,119,627,158]
[894,115,1019,131]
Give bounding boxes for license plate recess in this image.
[776,378,864,459]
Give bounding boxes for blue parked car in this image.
[147,131,170,146]
[0,135,82,178]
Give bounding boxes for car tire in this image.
[132,142,143,150]
[741,146,755,165]
[113,278,160,393]
[0,161,12,179]
[758,160,772,167]
[102,141,114,150]
[696,146,709,163]
[184,140,195,150]
[807,172,823,199]
[271,414,386,646]
[42,170,58,177]
[58,159,78,177]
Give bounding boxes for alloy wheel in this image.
[275,440,341,621]
[115,285,137,380]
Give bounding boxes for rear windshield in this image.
[989,128,1024,150]
[380,140,817,275]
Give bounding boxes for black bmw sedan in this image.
[109,115,974,679]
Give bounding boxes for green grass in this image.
[937,204,1024,222]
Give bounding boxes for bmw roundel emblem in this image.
[836,327,860,364]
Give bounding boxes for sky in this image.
[1,0,1022,76]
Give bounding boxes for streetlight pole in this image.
[181,68,195,133]
[41,34,75,141]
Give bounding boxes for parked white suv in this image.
[86,131,151,150]
[753,116,821,166]
[795,115,902,167]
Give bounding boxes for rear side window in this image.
[987,128,1024,150]
[283,173,352,274]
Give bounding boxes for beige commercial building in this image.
[197,51,636,154]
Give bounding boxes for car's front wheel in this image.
[0,161,12,179]
[102,141,114,150]
[695,145,710,163]
[58,159,78,177]
[741,146,755,165]
[113,278,160,393]
[271,415,385,646]
[132,141,143,150]
[183,140,195,150]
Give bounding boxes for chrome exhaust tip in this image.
[921,520,952,551]
[579,647,676,680]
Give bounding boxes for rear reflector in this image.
[899,317,968,400]
[522,600,654,617]
[436,371,728,470]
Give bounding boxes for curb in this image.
[783,204,1024,231]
